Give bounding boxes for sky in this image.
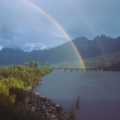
[0,0,120,50]
[33,0,120,38]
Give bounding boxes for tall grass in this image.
[0,64,51,106]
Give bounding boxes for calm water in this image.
[36,71,120,120]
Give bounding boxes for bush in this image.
[0,64,51,106]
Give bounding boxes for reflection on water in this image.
[36,71,120,120]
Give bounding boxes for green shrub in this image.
[0,64,51,106]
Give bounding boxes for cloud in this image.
[1,0,119,50]
[0,45,3,51]
[0,0,68,50]
[23,42,47,52]
[34,0,120,38]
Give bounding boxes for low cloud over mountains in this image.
[0,0,69,50]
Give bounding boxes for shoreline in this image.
[9,87,71,120]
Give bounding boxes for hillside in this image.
[0,44,79,65]
[73,35,120,58]
[0,35,120,70]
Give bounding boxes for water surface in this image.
[36,70,120,120]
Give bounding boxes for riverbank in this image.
[36,70,120,120]
[0,64,76,120]
[0,87,76,120]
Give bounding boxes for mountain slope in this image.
[0,35,120,66]
[73,35,120,58]
[0,43,79,65]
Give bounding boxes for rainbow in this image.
[26,0,86,69]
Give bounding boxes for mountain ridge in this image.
[0,35,120,67]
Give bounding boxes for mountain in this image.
[0,43,79,65]
[0,35,120,68]
[73,35,120,58]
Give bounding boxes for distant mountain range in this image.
[73,35,120,58]
[0,35,120,70]
[0,43,79,65]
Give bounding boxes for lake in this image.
[36,70,120,120]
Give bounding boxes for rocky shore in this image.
[7,88,68,120]
[0,65,75,120]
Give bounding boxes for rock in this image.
[31,106,36,112]
[51,114,57,119]
[9,88,67,120]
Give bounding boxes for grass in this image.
[0,63,51,106]
[0,63,77,120]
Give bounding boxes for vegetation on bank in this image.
[0,63,77,120]
[0,63,51,106]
